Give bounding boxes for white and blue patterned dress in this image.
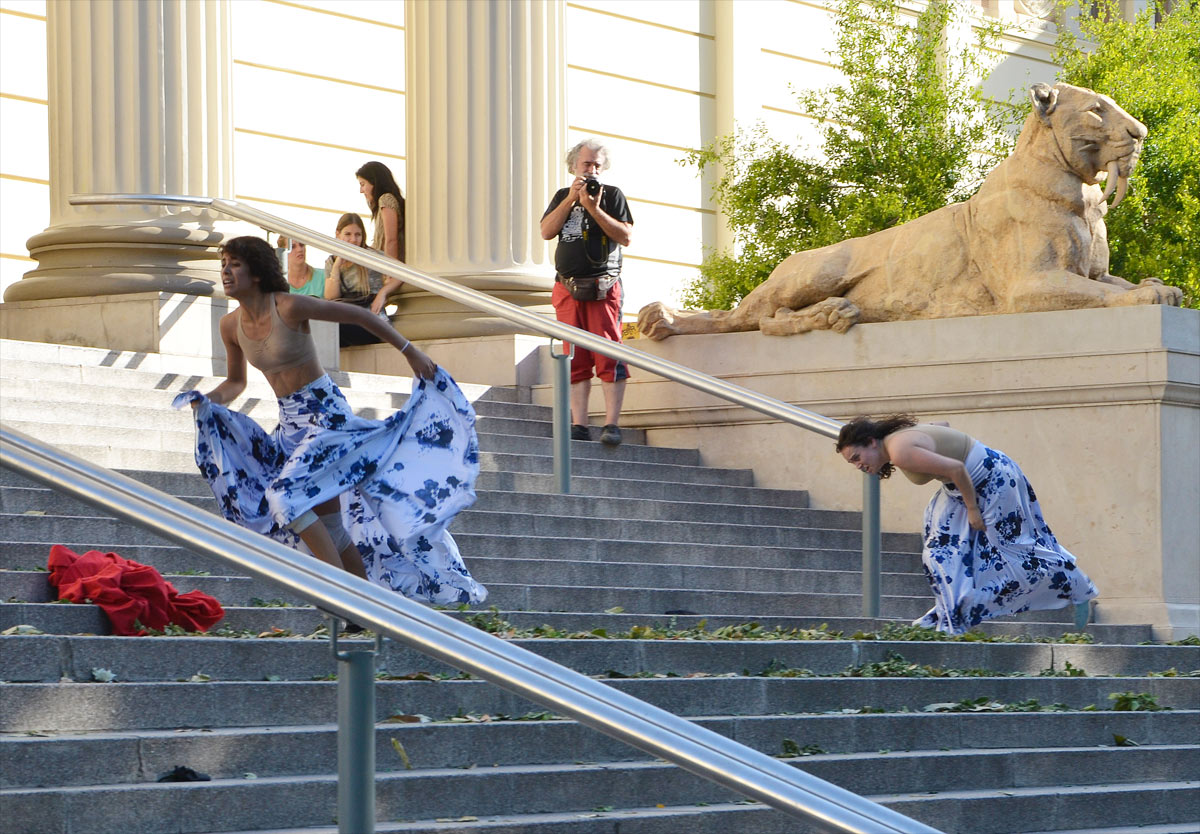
[914,442,1097,634]
[173,368,487,605]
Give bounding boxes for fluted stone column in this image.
[5,0,234,303]
[713,0,762,256]
[399,0,564,339]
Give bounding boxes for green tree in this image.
[1053,0,1199,307]
[682,0,1013,310]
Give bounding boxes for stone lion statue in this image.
[638,83,1182,341]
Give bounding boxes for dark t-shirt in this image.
[542,184,634,281]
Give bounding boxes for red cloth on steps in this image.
[46,545,224,636]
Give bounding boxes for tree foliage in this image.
[682,0,1013,311]
[1053,0,1200,307]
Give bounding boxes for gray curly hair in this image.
[565,138,610,174]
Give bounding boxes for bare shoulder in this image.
[219,309,240,334]
[884,427,933,453]
[273,291,319,327]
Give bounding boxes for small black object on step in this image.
[570,424,591,441]
[158,765,211,782]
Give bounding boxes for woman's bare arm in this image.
[281,294,435,379]
[370,204,404,314]
[201,314,248,405]
[886,435,984,530]
[323,258,342,300]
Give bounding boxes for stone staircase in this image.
[0,337,1197,834]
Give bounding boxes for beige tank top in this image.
[372,192,403,258]
[895,424,975,485]
[236,294,318,375]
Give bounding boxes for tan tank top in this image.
[236,294,318,375]
[895,424,975,485]
[372,192,403,259]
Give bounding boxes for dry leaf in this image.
[390,738,413,769]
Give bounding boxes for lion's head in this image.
[1023,82,1147,208]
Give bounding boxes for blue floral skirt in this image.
[915,442,1097,635]
[173,369,487,605]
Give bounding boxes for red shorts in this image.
[551,279,630,384]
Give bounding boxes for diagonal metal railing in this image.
[1,426,936,834]
[27,192,908,830]
[68,192,884,619]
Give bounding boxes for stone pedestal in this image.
[400,0,564,339]
[0,293,338,372]
[529,306,1199,639]
[5,0,234,304]
[341,333,547,391]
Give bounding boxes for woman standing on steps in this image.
[174,235,487,606]
[355,160,406,315]
[835,415,1096,635]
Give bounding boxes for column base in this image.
[5,222,229,302]
[386,272,554,341]
[0,292,338,369]
[341,333,548,389]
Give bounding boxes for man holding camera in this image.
[540,138,635,446]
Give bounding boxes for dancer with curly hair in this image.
[836,415,1095,634]
[175,235,486,606]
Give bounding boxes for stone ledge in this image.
[598,306,1199,640]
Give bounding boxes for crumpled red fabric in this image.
[46,545,224,636]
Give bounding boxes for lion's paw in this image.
[820,297,861,333]
[760,298,860,335]
[759,308,799,336]
[802,298,861,333]
[1109,281,1183,308]
[637,301,680,341]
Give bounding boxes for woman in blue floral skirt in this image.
[174,236,486,606]
[836,415,1096,634]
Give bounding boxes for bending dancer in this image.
[174,236,486,605]
[836,415,1096,634]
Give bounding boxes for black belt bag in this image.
[559,275,612,302]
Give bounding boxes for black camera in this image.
[584,176,601,197]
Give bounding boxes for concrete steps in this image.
[6,633,1196,683]
[9,711,1200,787]
[4,754,1197,834]
[1,337,1195,834]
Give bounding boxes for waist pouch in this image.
[560,275,614,302]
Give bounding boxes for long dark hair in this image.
[355,161,406,261]
[835,414,917,479]
[220,236,287,293]
[356,161,404,215]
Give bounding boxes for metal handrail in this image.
[0,427,938,833]
[68,192,882,617]
[69,193,841,436]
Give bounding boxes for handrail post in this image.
[330,618,379,834]
[2,425,944,833]
[549,338,574,494]
[862,473,881,619]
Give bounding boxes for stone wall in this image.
[532,306,1200,639]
